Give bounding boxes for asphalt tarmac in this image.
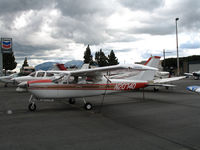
[0,78,200,150]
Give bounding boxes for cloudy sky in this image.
[1,0,200,69]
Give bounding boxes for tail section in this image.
[128,56,160,81]
[144,56,161,68]
[52,64,67,71]
[81,64,90,69]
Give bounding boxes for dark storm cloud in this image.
[118,0,200,35]
[176,0,200,31]
[55,0,112,17]
[1,0,200,65]
[129,23,175,35]
[0,0,54,14]
[52,0,114,45]
[118,0,165,11]
[0,0,55,26]
[52,15,109,45]
[13,43,59,57]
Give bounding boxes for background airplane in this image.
[0,73,20,87]
[184,71,200,80]
[0,63,67,87]
[186,86,200,94]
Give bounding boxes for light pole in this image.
[175,18,179,76]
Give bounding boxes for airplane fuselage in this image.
[27,79,148,99]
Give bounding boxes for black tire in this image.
[4,83,8,87]
[28,103,36,111]
[69,98,76,104]
[84,103,93,110]
[154,87,159,92]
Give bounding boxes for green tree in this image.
[22,57,29,68]
[3,52,17,75]
[95,51,100,65]
[108,50,119,66]
[83,45,93,64]
[95,49,108,67]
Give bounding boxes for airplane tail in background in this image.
[81,64,90,69]
[127,56,160,81]
[52,64,67,71]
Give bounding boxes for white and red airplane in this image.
[18,57,160,111]
[19,56,187,111]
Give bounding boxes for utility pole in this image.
[163,49,172,71]
[175,18,179,76]
[163,49,165,71]
[0,41,2,76]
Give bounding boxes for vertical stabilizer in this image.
[81,64,90,69]
[128,56,160,81]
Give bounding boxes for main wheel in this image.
[153,87,159,92]
[69,98,76,104]
[28,103,36,111]
[84,103,93,110]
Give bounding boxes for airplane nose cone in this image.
[11,77,17,82]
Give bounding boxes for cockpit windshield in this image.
[29,72,36,77]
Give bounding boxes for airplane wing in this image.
[187,86,200,94]
[68,64,158,77]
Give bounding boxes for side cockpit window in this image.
[37,72,45,77]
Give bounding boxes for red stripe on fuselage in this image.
[28,80,52,84]
[28,82,148,91]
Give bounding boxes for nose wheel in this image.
[28,95,37,111]
[28,103,36,111]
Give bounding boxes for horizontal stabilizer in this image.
[148,83,175,87]
[154,76,186,84]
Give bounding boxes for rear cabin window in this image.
[46,72,54,77]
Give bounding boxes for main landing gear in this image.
[68,97,93,110]
[28,95,93,111]
[82,98,93,110]
[69,98,76,104]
